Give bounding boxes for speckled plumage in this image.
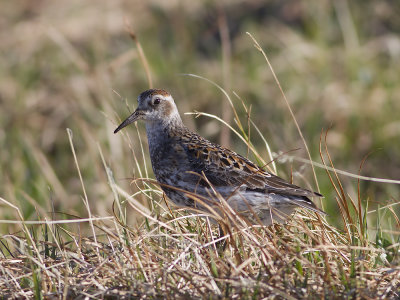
[114,89,324,225]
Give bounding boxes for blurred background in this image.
[0,0,399,230]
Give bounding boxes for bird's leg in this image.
[216,223,227,252]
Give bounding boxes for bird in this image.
[114,89,324,226]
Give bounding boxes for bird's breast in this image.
[147,135,190,180]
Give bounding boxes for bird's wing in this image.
[182,133,322,199]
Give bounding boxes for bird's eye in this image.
[153,98,161,105]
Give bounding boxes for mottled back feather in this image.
[178,129,322,200]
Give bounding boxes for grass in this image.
[1,156,399,298]
[1,1,400,298]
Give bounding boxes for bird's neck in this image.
[145,115,188,170]
[145,114,186,146]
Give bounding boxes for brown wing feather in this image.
[181,132,322,199]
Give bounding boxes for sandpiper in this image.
[114,89,324,226]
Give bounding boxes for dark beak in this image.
[114,110,143,134]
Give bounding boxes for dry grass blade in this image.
[67,128,100,259]
[125,19,153,88]
[246,32,320,194]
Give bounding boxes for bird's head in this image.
[114,89,180,133]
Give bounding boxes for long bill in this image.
[114,109,143,134]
